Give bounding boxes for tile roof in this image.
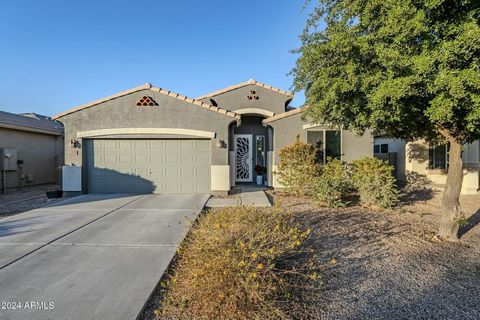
[262,107,305,125]
[196,79,294,100]
[52,83,240,121]
[0,111,64,135]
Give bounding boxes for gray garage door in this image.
[86,139,211,193]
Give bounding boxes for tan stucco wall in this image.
[0,127,63,189]
[406,140,480,194]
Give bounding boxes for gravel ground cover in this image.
[140,186,480,319]
[267,189,480,320]
[0,184,58,218]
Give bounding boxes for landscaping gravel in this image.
[140,186,480,319]
[0,184,59,218]
[267,190,480,320]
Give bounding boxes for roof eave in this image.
[53,84,240,121]
[262,107,305,126]
[196,79,294,100]
[0,123,63,136]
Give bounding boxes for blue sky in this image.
[0,1,315,116]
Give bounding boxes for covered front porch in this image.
[228,115,274,189]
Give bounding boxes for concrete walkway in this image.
[207,185,271,207]
[0,193,209,320]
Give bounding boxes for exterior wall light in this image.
[216,139,226,148]
[70,139,81,148]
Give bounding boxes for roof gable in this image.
[53,83,240,121]
[196,79,294,100]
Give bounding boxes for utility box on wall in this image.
[0,148,18,171]
[62,165,82,192]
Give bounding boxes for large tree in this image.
[293,0,480,240]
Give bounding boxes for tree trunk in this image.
[438,138,463,241]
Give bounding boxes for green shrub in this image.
[158,206,317,320]
[350,157,399,208]
[276,142,320,196]
[312,158,350,207]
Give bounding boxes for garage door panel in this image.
[93,140,104,149]
[104,140,117,149]
[166,167,179,178]
[133,154,148,163]
[181,140,196,150]
[150,140,165,149]
[196,181,210,193]
[196,154,210,164]
[165,181,179,192]
[165,153,179,163]
[166,140,179,149]
[119,154,132,163]
[104,154,117,163]
[93,155,103,165]
[150,168,165,177]
[119,140,132,149]
[86,139,211,194]
[150,154,164,163]
[198,172,210,180]
[133,140,148,149]
[181,154,195,163]
[180,182,195,192]
[197,140,211,150]
[181,168,195,178]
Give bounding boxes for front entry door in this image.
[234,134,253,182]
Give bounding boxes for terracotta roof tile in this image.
[262,107,305,125]
[196,79,294,100]
[53,83,240,122]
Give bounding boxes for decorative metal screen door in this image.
[234,134,253,182]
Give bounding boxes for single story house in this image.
[53,80,373,195]
[0,111,64,192]
[374,137,480,194]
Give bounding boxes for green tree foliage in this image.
[293,0,479,240]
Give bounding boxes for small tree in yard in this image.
[292,0,479,240]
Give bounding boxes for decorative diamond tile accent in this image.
[136,96,158,106]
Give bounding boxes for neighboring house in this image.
[53,80,373,195]
[374,137,407,182]
[375,137,480,194]
[0,111,64,192]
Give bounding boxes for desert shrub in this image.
[312,158,350,207]
[350,157,399,208]
[158,206,317,320]
[276,142,320,196]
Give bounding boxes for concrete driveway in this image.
[0,193,209,320]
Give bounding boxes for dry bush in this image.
[158,206,318,320]
[276,142,320,196]
[312,158,351,207]
[350,157,399,208]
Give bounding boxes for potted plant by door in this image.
[254,165,265,185]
